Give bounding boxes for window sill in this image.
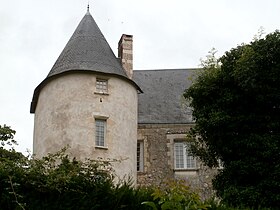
[174,168,199,172]
[94,92,109,96]
[95,146,108,150]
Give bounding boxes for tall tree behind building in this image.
[184,31,280,208]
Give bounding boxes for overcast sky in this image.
[0,0,279,154]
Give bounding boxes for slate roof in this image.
[48,11,128,78]
[133,69,200,124]
[30,10,141,113]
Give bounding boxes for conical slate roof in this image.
[48,10,128,78]
[30,10,141,113]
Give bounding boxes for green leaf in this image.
[141,201,158,210]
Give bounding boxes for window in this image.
[95,119,106,147]
[137,141,144,172]
[174,142,196,169]
[218,159,224,169]
[96,79,108,93]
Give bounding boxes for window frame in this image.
[95,118,107,148]
[95,78,108,94]
[174,141,196,170]
[137,141,144,172]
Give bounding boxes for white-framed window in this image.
[174,142,196,169]
[96,79,108,93]
[95,119,106,147]
[137,141,144,172]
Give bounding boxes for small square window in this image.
[96,79,108,93]
[95,119,106,147]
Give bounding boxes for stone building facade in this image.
[31,7,219,193]
[133,69,219,198]
[136,124,218,199]
[137,124,192,185]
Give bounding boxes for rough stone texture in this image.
[137,123,219,199]
[33,73,138,182]
[137,124,192,185]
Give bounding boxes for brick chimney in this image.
[118,34,133,79]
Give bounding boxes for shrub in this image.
[0,147,153,209]
[142,179,210,210]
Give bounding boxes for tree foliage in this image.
[142,180,210,210]
[0,125,153,210]
[0,124,16,148]
[184,31,280,208]
[0,148,154,210]
[0,124,25,163]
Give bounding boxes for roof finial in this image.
[86,1,90,14]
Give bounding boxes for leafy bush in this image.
[0,143,153,209]
[142,179,210,210]
[1,124,277,210]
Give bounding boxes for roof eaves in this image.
[30,70,142,113]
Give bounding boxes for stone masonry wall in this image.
[137,123,219,199]
[137,124,192,185]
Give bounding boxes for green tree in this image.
[0,124,25,162]
[0,125,153,209]
[184,31,280,208]
[0,124,16,148]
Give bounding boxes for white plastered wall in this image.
[33,73,138,182]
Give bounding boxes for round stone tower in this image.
[30,8,141,181]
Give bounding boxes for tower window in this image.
[95,119,106,147]
[96,79,108,93]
